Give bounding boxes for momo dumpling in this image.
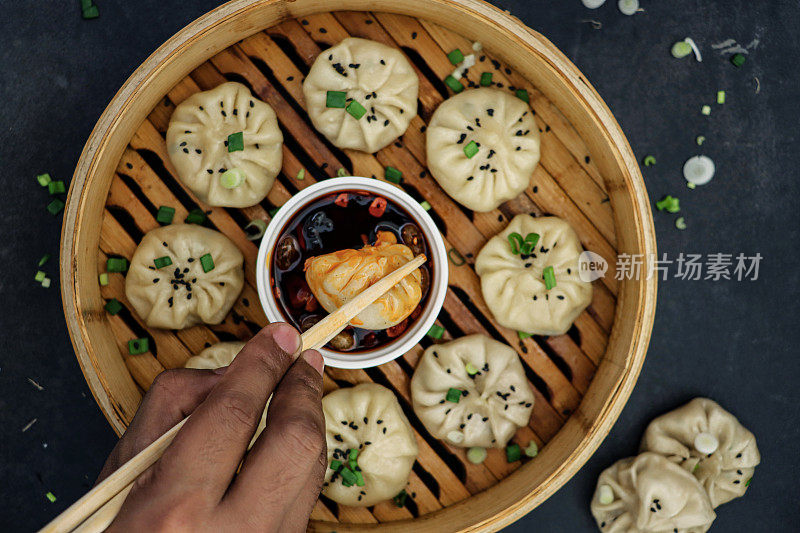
[322,384,418,506]
[475,215,592,336]
[591,453,716,533]
[166,82,283,208]
[640,398,760,508]
[304,231,423,330]
[184,341,266,446]
[303,37,419,153]
[410,334,534,448]
[125,224,244,329]
[426,88,540,212]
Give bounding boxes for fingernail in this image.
[272,323,301,355]
[212,365,229,375]
[303,350,324,376]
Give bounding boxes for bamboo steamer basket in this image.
[59,1,657,531]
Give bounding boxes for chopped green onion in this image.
[296,169,306,180]
[384,166,403,184]
[99,273,109,286]
[463,140,479,159]
[467,447,487,464]
[268,207,280,217]
[745,477,752,487]
[393,489,408,507]
[687,182,696,189]
[447,48,464,65]
[508,232,523,254]
[48,180,66,195]
[543,265,556,290]
[480,72,493,86]
[730,53,746,68]
[520,242,534,255]
[524,232,540,246]
[448,248,466,266]
[444,75,464,93]
[184,209,206,225]
[128,337,149,355]
[617,0,639,16]
[156,206,175,224]
[106,257,128,273]
[45,492,57,503]
[153,256,173,269]
[336,167,348,177]
[244,219,268,240]
[701,105,711,116]
[445,388,462,403]
[655,195,681,213]
[35,270,46,282]
[524,441,539,457]
[330,459,343,471]
[348,448,359,471]
[339,467,357,486]
[199,253,215,273]
[80,0,93,10]
[693,463,700,473]
[675,217,687,230]
[671,40,693,58]
[684,154,715,186]
[36,173,52,187]
[47,199,65,215]
[518,331,533,340]
[38,254,51,267]
[354,469,365,487]
[220,168,246,189]
[465,362,479,375]
[104,298,123,315]
[82,5,99,19]
[420,200,432,211]
[505,443,522,462]
[643,155,656,167]
[515,89,530,103]
[41,277,51,288]
[346,100,367,120]
[226,132,244,152]
[326,90,347,108]
[696,135,706,145]
[427,324,444,339]
[717,90,726,104]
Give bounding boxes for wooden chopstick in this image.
[42,254,426,533]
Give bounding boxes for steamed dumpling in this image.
[166,82,283,208]
[410,334,534,448]
[125,224,244,329]
[303,37,419,153]
[591,453,716,533]
[184,341,266,446]
[304,231,422,330]
[475,215,592,336]
[426,88,540,212]
[322,384,418,506]
[640,398,760,508]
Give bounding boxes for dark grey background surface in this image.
[1,0,797,531]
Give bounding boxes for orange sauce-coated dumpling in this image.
[304,231,422,330]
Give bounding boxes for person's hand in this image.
[96,323,327,532]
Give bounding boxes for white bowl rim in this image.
[255,177,449,369]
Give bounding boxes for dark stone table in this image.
[1,1,797,531]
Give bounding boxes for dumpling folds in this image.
[184,341,266,447]
[410,334,534,448]
[640,398,760,508]
[591,453,716,533]
[166,82,283,208]
[303,37,419,153]
[304,231,422,330]
[427,88,540,212]
[475,215,592,336]
[322,384,418,506]
[125,224,244,329]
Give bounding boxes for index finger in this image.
[155,322,301,502]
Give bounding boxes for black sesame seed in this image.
[221,110,226,117]
[319,28,327,33]
[152,278,159,283]
[383,427,387,434]
[183,148,189,154]
[287,75,294,81]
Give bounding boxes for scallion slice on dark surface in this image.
[106,257,128,273]
[199,253,215,273]
[153,256,172,269]
[730,53,746,68]
[36,173,52,187]
[48,180,66,195]
[505,443,522,463]
[480,72,493,86]
[128,337,149,355]
[244,219,268,240]
[463,140,479,159]
[384,166,403,183]
[185,209,206,225]
[447,48,464,65]
[427,324,444,339]
[515,89,530,103]
[45,492,57,503]
[393,489,408,508]
[35,270,46,282]
[507,232,523,254]
[226,132,244,152]
[420,200,432,211]
[104,298,123,315]
[346,100,367,120]
[326,90,347,108]
[156,206,175,224]
[41,277,51,288]
[655,195,681,213]
[445,388,462,403]
[543,265,556,290]
[47,199,64,215]
[444,75,464,93]
[82,5,99,19]
[38,254,51,267]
